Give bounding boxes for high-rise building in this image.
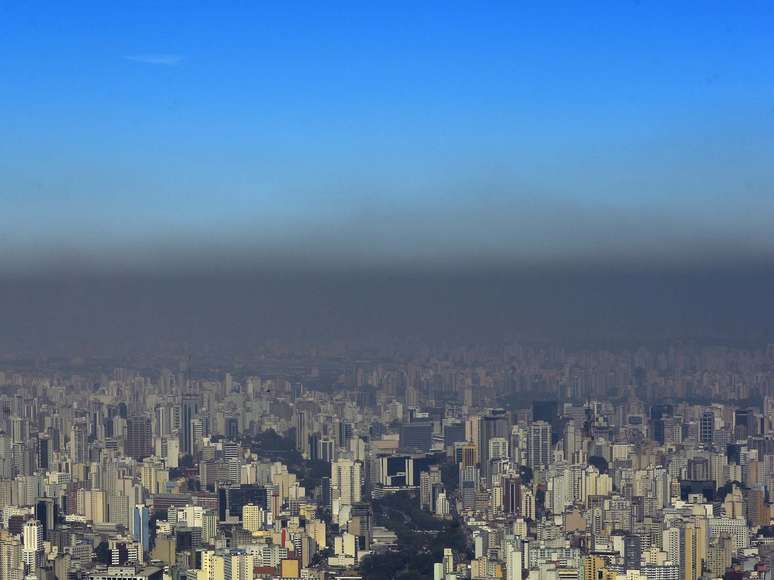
[734,408,757,441]
[155,405,172,437]
[563,420,581,460]
[126,416,152,461]
[199,549,254,580]
[641,564,680,580]
[443,547,454,574]
[350,503,372,551]
[624,534,642,570]
[321,477,332,509]
[419,466,442,511]
[527,421,552,471]
[36,434,50,471]
[651,404,674,445]
[706,534,734,578]
[190,418,203,454]
[290,382,304,401]
[533,400,560,436]
[709,516,750,552]
[479,410,510,479]
[0,531,25,580]
[180,393,199,457]
[242,503,263,532]
[70,418,89,464]
[687,457,709,481]
[502,474,522,516]
[459,441,478,468]
[22,520,43,568]
[681,520,705,580]
[10,417,29,446]
[443,422,466,449]
[336,420,353,449]
[700,410,715,446]
[317,437,335,463]
[35,498,56,539]
[663,520,706,580]
[225,417,239,440]
[133,505,150,554]
[488,437,509,462]
[744,486,767,527]
[582,555,614,580]
[331,459,362,507]
[400,421,433,452]
[505,539,523,580]
[294,409,309,458]
[461,465,479,511]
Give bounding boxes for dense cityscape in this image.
[1,341,773,580]
[3,3,773,580]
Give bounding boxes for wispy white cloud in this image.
[124,53,183,66]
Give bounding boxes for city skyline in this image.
[2,6,774,580]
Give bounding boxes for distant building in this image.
[132,505,150,553]
[126,416,152,461]
[527,421,552,471]
[400,421,433,452]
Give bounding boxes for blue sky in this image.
[1,1,773,270]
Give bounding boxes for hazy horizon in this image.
[1,262,773,358]
[2,2,773,354]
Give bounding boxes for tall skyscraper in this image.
[294,409,310,458]
[10,418,29,446]
[527,421,552,471]
[36,434,50,472]
[35,499,56,539]
[505,539,523,580]
[700,410,715,446]
[651,404,674,445]
[350,503,372,551]
[336,420,353,449]
[180,392,199,456]
[479,409,510,479]
[126,415,152,461]
[155,405,173,437]
[190,418,204,454]
[663,521,706,580]
[502,474,522,516]
[317,437,335,463]
[734,408,757,441]
[331,458,362,507]
[443,547,454,574]
[419,466,442,511]
[564,419,581,460]
[461,465,479,511]
[70,418,89,464]
[133,504,150,553]
[22,520,43,568]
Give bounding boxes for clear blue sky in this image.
[1,1,773,270]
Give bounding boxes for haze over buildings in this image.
[1,3,774,580]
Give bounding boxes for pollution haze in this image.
[1,2,774,356]
[2,253,774,358]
